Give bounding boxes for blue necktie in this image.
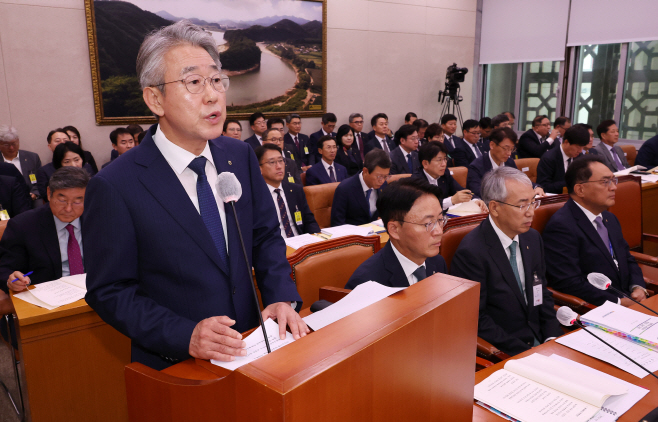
[188,157,229,270]
[365,188,373,217]
[406,153,413,174]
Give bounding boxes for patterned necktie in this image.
[540,136,547,144]
[474,144,482,158]
[594,216,613,256]
[65,224,84,275]
[365,188,373,217]
[274,189,295,238]
[406,153,413,174]
[357,133,365,160]
[412,265,427,284]
[294,136,299,151]
[382,138,390,153]
[188,157,229,269]
[610,147,625,171]
[567,157,572,171]
[329,165,337,182]
[509,240,526,304]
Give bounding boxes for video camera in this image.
[438,63,468,103]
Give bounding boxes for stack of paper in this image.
[321,224,373,238]
[447,200,482,216]
[13,274,87,310]
[284,233,325,250]
[640,174,658,184]
[580,301,658,351]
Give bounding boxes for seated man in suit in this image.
[518,115,559,159]
[256,144,319,238]
[36,128,70,199]
[503,111,515,130]
[416,141,487,213]
[389,124,420,175]
[636,133,658,168]
[0,166,31,220]
[284,114,311,170]
[536,124,589,194]
[261,129,301,185]
[268,118,302,172]
[479,117,493,139]
[482,113,511,154]
[102,128,135,169]
[346,177,447,289]
[305,136,347,186]
[403,112,417,126]
[593,120,630,172]
[452,119,484,167]
[309,112,337,163]
[552,116,572,145]
[1,167,89,293]
[580,123,598,155]
[348,113,368,162]
[0,125,42,202]
[222,119,242,140]
[452,166,562,356]
[412,119,429,146]
[365,113,396,155]
[542,155,647,307]
[244,112,267,150]
[440,114,461,152]
[331,149,391,226]
[467,127,545,198]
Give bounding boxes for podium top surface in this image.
[10,290,91,326]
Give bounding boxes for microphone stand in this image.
[608,285,658,316]
[229,201,271,353]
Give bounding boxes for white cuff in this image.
[442,197,453,209]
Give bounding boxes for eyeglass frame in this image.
[399,216,449,232]
[52,197,84,207]
[151,73,229,94]
[577,176,619,188]
[259,158,285,167]
[493,199,541,213]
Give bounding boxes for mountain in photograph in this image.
[155,10,311,29]
[224,18,321,43]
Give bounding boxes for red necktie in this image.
[294,136,299,151]
[357,133,365,160]
[65,224,84,275]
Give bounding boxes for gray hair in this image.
[481,166,533,205]
[285,113,301,124]
[136,20,221,93]
[0,125,19,143]
[349,113,363,123]
[49,167,90,194]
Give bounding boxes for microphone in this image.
[587,273,657,316]
[556,307,658,381]
[216,172,271,353]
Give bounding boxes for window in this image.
[573,43,622,128]
[621,41,658,140]
[519,61,560,131]
[484,64,517,120]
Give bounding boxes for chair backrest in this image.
[515,158,540,183]
[288,235,381,306]
[440,215,487,272]
[608,175,642,249]
[301,172,307,186]
[388,174,410,183]
[0,221,6,241]
[448,167,468,187]
[531,201,567,235]
[619,145,637,167]
[303,182,340,228]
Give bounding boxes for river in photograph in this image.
[210,31,297,106]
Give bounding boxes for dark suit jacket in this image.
[0,204,63,292]
[364,135,396,155]
[536,144,570,194]
[353,132,369,161]
[593,142,630,172]
[284,133,311,166]
[518,129,554,159]
[84,150,99,175]
[283,156,301,185]
[82,125,301,370]
[478,137,491,153]
[244,134,261,150]
[451,218,562,356]
[636,134,658,168]
[0,174,31,218]
[334,145,363,177]
[280,180,320,235]
[443,134,461,153]
[542,199,645,306]
[452,139,483,167]
[389,147,420,175]
[466,152,518,198]
[0,162,30,203]
[36,162,94,200]
[281,143,303,171]
[309,130,336,163]
[413,169,470,204]
[305,160,347,186]
[330,173,383,226]
[346,241,447,289]
[15,150,42,197]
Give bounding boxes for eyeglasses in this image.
[494,200,541,213]
[153,73,229,94]
[496,146,516,154]
[260,158,285,167]
[578,177,618,188]
[432,157,448,164]
[375,174,392,182]
[400,216,449,232]
[53,197,84,207]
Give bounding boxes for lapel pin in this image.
[228,160,233,165]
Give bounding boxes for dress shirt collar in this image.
[603,142,615,153]
[489,215,519,248]
[423,169,438,186]
[54,215,81,232]
[534,130,543,141]
[358,172,370,193]
[375,134,385,143]
[153,125,215,175]
[321,128,329,136]
[488,151,503,169]
[321,158,334,171]
[573,200,602,224]
[266,182,283,193]
[3,151,19,163]
[559,143,570,165]
[390,241,425,283]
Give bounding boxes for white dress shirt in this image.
[489,216,525,296]
[535,130,554,145]
[153,125,228,251]
[267,182,299,238]
[321,158,336,179]
[54,215,83,277]
[374,135,389,151]
[444,134,455,149]
[359,172,377,216]
[559,144,572,172]
[423,169,453,209]
[488,152,504,169]
[321,129,329,136]
[468,141,481,158]
[390,242,426,286]
[256,135,263,145]
[3,152,22,174]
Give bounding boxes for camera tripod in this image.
[438,87,464,129]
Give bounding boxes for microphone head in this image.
[587,272,612,290]
[216,172,242,203]
[556,306,578,327]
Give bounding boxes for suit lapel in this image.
[519,233,535,315]
[283,184,302,234]
[483,219,527,309]
[568,201,618,272]
[382,243,410,288]
[40,207,63,278]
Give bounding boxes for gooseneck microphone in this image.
[587,273,658,316]
[216,172,271,353]
[556,306,658,381]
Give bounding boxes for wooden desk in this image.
[642,182,658,255]
[10,294,130,422]
[473,295,658,421]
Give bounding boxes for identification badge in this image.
[290,153,295,160]
[304,147,309,154]
[532,272,543,306]
[288,176,295,183]
[0,209,9,221]
[29,173,37,184]
[294,210,302,225]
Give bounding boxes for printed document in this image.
[284,233,324,250]
[581,301,658,351]
[13,274,87,310]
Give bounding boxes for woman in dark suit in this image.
[334,124,363,176]
[63,125,98,174]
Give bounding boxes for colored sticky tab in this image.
[29,173,37,184]
[304,147,309,154]
[290,153,295,160]
[294,211,302,224]
[288,176,295,183]
[0,210,9,221]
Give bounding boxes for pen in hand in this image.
[11,271,33,283]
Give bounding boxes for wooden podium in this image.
[124,273,480,422]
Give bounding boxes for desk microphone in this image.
[556,306,658,381]
[217,172,271,353]
[587,273,658,316]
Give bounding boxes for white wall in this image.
[0,0,477,165]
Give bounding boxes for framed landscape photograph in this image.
[85,0,326,125]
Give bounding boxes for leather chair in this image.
[387,174,410,183]
[439,215,487,272]
[0,220,7,240]
[301,172,307,186]
[515,158,540,183]
[531,195,569,235]
[303,182,340,228]
[448,166,468,188]
[288,235,381,306]
[619,145,637,167]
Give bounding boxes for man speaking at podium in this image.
[83,21,306,370]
